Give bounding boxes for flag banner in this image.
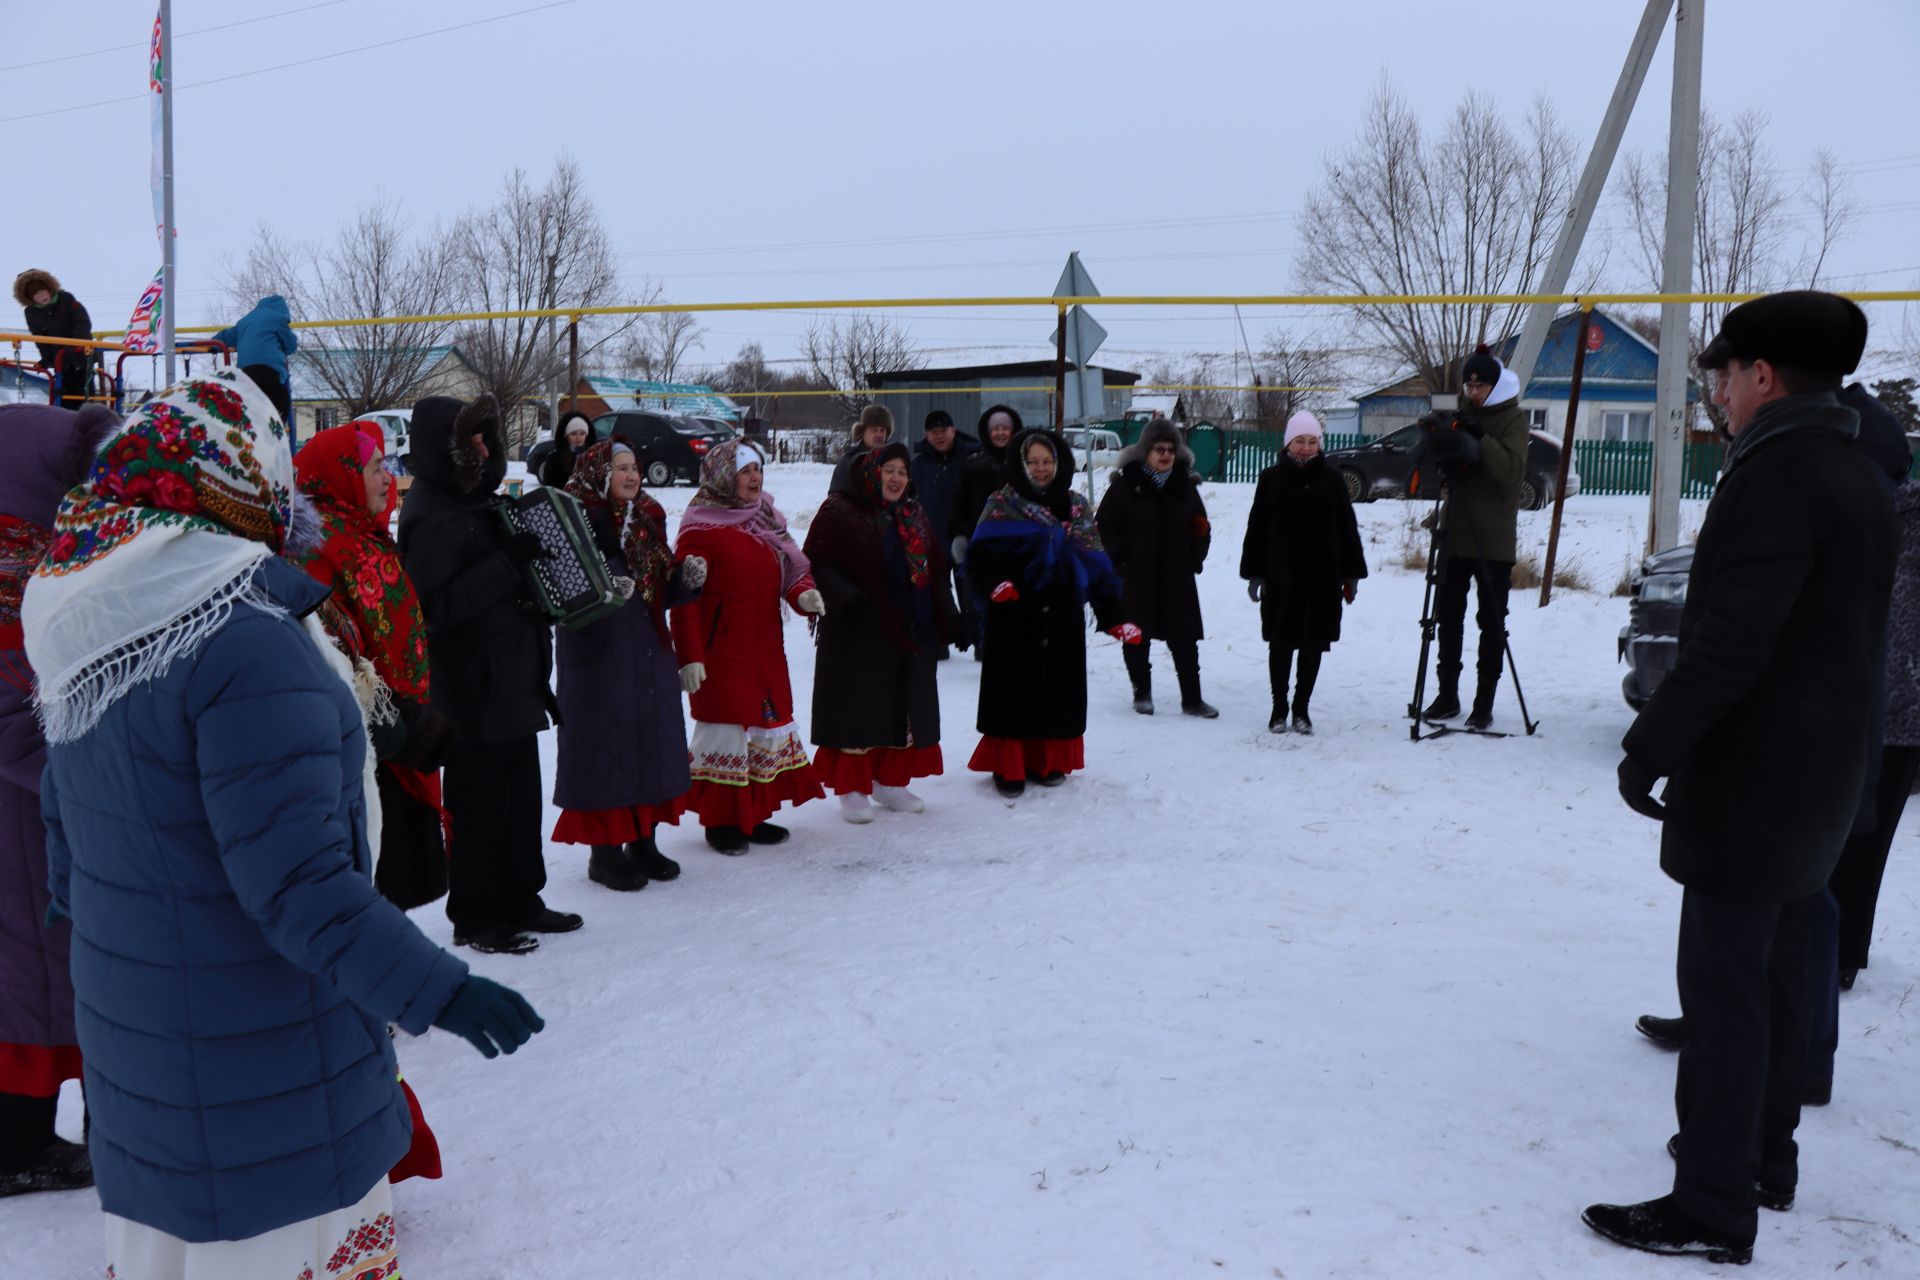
[149,10,165,240]
[124,270,165,354]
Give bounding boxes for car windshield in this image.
[1384,425,1423,449]
[668,417,714,435]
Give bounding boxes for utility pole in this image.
[1506,0,1675,387]
[1650,0,1704,553]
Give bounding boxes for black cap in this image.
[924,409,954,430]
[1697,290,1868,377]
[1461,344,1501,386]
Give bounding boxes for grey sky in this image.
[7,0,1917,377]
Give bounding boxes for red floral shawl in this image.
[292,422,429,699]
[563,439,678,610]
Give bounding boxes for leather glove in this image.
[432,976,544,1059]
[1108,622,1144,645]
[796,588,826,616]
[991,581,1019,604]
[503,530,549,567]
[679,555,708,591]
[950,535,968,565]
[679,662,706,695]
[1246,578,1264,603]
[1618,756,1666,821]
[1342,580,1358,604]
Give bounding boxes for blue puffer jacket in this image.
[210,294,297,381]
[41,557,468,1243]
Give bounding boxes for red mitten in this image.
[1108,622,1144,645]
[1342,580,1358,604]
[991,581,1020,604]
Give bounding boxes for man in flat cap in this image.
[1585,292,1897,1264]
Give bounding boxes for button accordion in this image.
[496,486,626,630]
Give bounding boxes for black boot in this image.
[522,903,585,934]
[994,775,1026,797]
[1420,669,1461,720]
[454,928,539,955]
[747,822,790,845]
[588,844,647,892]
[1269,707,1289,734]
[0,1095,92,1200]
[629,835,680,882]
[1465,683,1497,731]
[1291,709,1314,736]
[1581,1195,1753,1264]
[1635,1014,1687,1051]
[1126,645,1153,715]
[1176,664,1218,719]
[705,825,749,854]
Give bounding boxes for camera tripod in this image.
[1406,494,1538,742]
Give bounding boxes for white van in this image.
[1062,426,1123,473]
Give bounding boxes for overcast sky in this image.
[6,0,1916,378]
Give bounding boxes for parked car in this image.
[359,408,413,474]
[526,410,730,487]
[1618,543,1692,708]
[1063,426,1123,474]
[1324,425,1580,512]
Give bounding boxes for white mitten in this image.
[611,576,636,600]
[678,662,706,695]
[950,535,968,564]
[680,555,708,591]
[796,588,826,617]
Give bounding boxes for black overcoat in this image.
[1239,454,1369,652]
[1096,461,1210,643]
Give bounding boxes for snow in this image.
[13,469,1920,1277]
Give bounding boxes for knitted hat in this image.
[1283,411,1324,446]
[1462,345,1502,387]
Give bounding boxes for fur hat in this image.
[1117,416,1194,471]
[852,402,894,442]
[1283,411,1324,446]
[12,269,59,308]
[1698,290,1868,380]
[1462,344,1502,387]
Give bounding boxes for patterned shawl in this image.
[679,438,811,594]
[971,436,1118,606]
[857,445,931,589]
[0,516,49,633]
[564,439,678,609]
[24,369,295,744]
[292,421,430,699]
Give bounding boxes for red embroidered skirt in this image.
[685,722,823,831]
[967,736,1085,779]
[551,795,689,845]
[0,1042,83,1097]
[814,745,944,794]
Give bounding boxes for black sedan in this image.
[528,410,733,487]
[1325,424,1580,512]
[1618,544,1692,708]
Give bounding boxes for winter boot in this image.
[0,1137,93,1199]
[588,844,648,892]
[705,825,749,855]
[1581,1195,1753,1265]
[628,836,680,882]
[1291,711,1314,736]
[1465,685,1497,731]
[1126,647,1153,715]
[747,822,790,845]
[1134,692,1155,715]
[454,929,539,955]
[1176,667,1219,719]
[1031,771,1068,788]
[839,793,876,825]
[1269,705,1290,734]
[1635,1014,1686,1051]
[522,905,584,934]
[1420,682,1462,721]
[873,785,925,813]
[993,775,1026,798]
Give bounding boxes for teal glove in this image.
[432,976,545,1059]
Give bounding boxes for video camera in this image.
[1406,408,1484,499]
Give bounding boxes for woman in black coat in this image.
[1096,417,1215,717]
[948,405,1023,657]
[1240,413,1368,735]
[804,443,957,823]
[967,431,1136,797]
[551,439,705,891]
[540,411,594,489]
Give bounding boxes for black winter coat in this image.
[539,443,583,491]
[950,441,1012,544]
[909,434,980,541]
[23,291,93,370]
[967,437,1124,741]
[1623,392,1898,903]
[804,471,956,750]
[397,396,555,743]
[1240,455,1369,652]
[1095,462,1210,643]
[552,507,695,811]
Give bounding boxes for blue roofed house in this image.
[1355,309,1698,443]
[569,377,743,426]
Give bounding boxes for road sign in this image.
[1063,367,1106,422]
[1049,306,1107,368]
[1053,251,1099,301]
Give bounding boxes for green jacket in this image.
[1442,386,1529,563]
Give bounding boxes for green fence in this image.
[1571,440,1727,498]
[1212,429,1368,482]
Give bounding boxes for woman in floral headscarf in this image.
[551,438,707,890]
[803,442,958,824]
[671,439,827,853]
[292,420,454,911]
[23,370,542,1278]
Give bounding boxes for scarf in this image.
[857,447,931,589]
[0,515,50,632]
[564,439,678,610]
[680,438,811,594]
[292,421,430,700]
[971,478,1119,607]
[24,369,294,744]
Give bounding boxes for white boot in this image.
[839,792,875,824]
[872,785,925,814]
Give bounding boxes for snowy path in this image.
[11,468,1918,1277]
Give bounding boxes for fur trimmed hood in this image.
[12,268,59,308]
[1116,417,1194,471]
[407,394,507,498]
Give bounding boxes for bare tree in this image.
[1255,331,1347,426]
[800,312,923,420]
[1618,109,1858,429]
[222,199,457,417]
[1294,82,1579,393]
[618,302,706,384]
[448,156,629,451]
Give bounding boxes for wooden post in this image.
[1539,306,1594,606]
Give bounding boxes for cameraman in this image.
[1421,345,1530,730]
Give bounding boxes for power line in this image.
[0,0,578,124]
[0,1,353,74]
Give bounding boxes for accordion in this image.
[496,487,626,630]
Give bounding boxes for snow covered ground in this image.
[12,467,1919,1277]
